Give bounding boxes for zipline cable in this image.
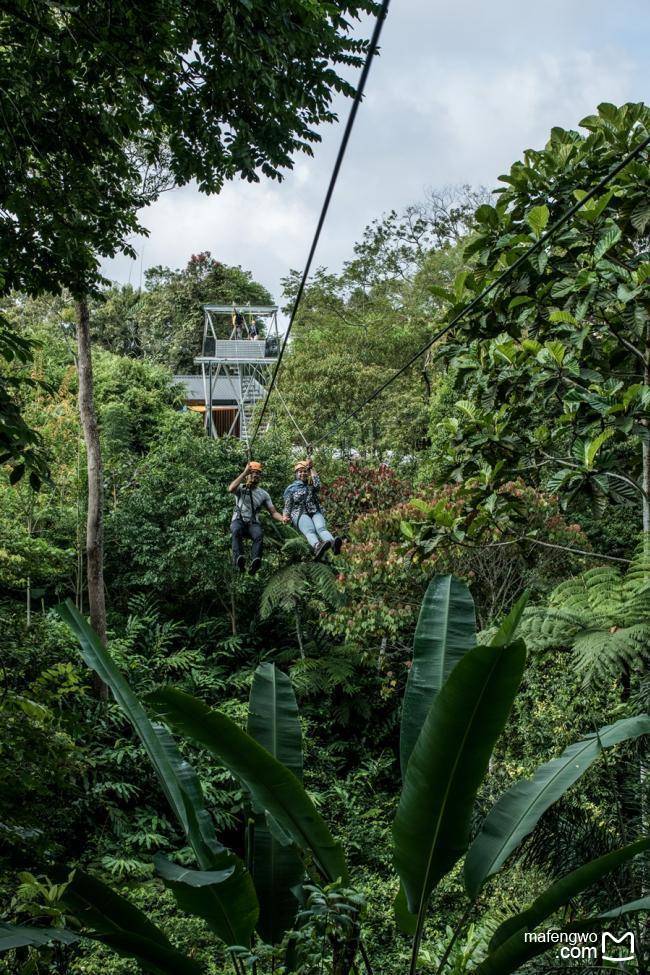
[313,131,650,447]
[249,0,391,450]
[274,385,312,451]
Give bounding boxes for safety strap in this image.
[235,485,261,523]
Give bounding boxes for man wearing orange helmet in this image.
[283,459,342,560]
[228,461,288,574]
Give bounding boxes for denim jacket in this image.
[283,474,322,524]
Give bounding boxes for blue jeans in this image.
[297,511,334,550]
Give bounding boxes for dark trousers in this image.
[231,518,263,564]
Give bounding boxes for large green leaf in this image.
[247,662,303,780]
[154,853,255,951]
[152,724,259,947]
[57,600,188,831]
[400,575,476,777]
[57,601,258,947]
[526,204,550,238]
[393,639,526,928]
[250,823,305,946]
[599,895,650,917]
[393,884,417,936]
[0,924,78,950]
[151,723,224,865]
[489,593,529,647]
[490,837,650,950]
[464,714,650,897]
[475,899,650,975]
[247,663,305,944]
[60,868,204,975]
[149,687,348,885]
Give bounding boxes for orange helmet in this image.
[249,461,263,473]
[294,460,309,472]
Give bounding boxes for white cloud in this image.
[102,0,648,304]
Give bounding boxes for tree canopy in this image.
[0,0,379,297]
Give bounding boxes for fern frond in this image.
[282,536,311,558]
[518,607,588,652]
[573,623,650,685]
[259,564,309,619]
[624,536,650,594]
[524,545,650,686]
[259,561,342,621]
[550,567,624,617]
[304,562,344,608]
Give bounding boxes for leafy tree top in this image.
[428,102,650,537]
[0,0,379,296]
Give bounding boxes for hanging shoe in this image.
[314,540,332,561]
[236,555,246,572]
[333,536,343,555]
[250,557,262,575]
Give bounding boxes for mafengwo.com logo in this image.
[524,929,635,962]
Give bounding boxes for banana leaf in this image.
[59,868,205,975]
[475,898,650,975]
[149,686,348,885]
[154,852,253,949]
[464,713,650,897]
[57,600,188,830]
[247,663,305,945]
[393,884,417,936]
[57,600,258,947]
[599,895,650,917]
[490,837,650,950]
[0,924,79,950]
[393,639,526,933]
[399,575,476,777]
[247,662,303,780]
[489,593,529,646]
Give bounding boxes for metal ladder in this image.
[240,377,265,442]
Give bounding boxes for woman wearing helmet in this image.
[283,460,342,560]
[228,461,288,574]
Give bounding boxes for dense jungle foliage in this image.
[1,99,649,975]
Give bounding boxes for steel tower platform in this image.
[195,304,280,441]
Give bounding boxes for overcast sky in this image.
[102,0,650,305]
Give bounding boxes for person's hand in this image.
[282,514,290,523]
[243,462,251,475]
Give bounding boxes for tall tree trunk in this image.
[642,330,650,893]
[641,329,650,532]
[75,297,108,698]
[294,607,305,660]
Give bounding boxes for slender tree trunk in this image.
[75,297,108,698]
[294,607,305,660]
[640,328,650,893]
[230,586,237,636]
[641,344,650,532]
[377,636,387,673]
[332,923,361,975]
[26,512,32,626]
